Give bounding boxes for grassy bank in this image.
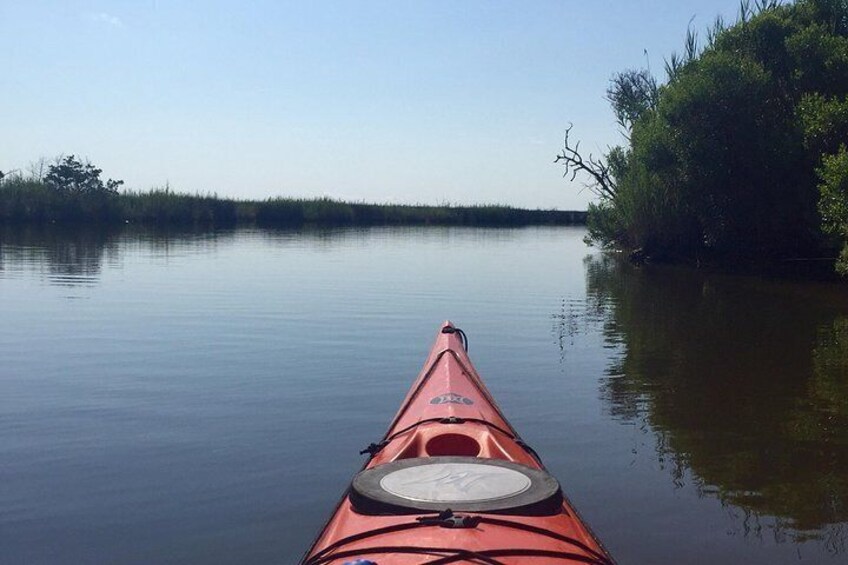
[0,179,585,228]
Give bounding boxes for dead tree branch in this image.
[554,125,617,200]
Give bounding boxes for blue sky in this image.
[1,1,741,209]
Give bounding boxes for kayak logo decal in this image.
[430,392,474,405]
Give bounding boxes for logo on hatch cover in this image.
[430,392,474,405]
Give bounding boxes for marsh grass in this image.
[0,177,121,222]
[0,179,585,228]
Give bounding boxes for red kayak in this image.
[302,322,614,564]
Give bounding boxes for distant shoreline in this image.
[0,181,587,228]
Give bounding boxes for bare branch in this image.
[554,124,617,200]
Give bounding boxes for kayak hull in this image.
[302,322,614,565]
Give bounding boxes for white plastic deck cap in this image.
[379,461,532,503]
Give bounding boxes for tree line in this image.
[0,156,585,227]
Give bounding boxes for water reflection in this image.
[568,255,848,548]
[4,226,846,562]
[0,226,243,286]
[0,226,121,285]
[0,225,537,288]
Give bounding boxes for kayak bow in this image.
[302,322,614,565]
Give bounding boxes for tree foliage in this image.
[0,156,125,222]
[564,0,848,273]
[818,146,848,273]
[606,69,658,132]
[45,155,123,195]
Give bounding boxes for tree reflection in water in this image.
[561,255,848,551]
[0,226,240,286]
[0,225,120,285]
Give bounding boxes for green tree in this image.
[45,155,123,195]
[818,146,848,273]
[564,0,848,273]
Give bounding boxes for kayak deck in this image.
[302,322,614,564]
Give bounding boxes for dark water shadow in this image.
[559,254,848,552]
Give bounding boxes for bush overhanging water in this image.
[560,0,848,275]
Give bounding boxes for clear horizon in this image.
[2,0,740,210]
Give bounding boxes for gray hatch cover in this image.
[350,456,562,515]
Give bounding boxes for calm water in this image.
[2,226,847,564]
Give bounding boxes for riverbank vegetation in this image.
[0,156,584,228]
[560,0,848,275]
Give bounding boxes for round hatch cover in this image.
[351,456,561,515]
[380,461,532,503]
